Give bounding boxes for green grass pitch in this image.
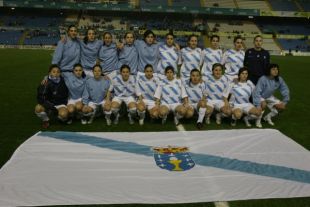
[0,49,309,207]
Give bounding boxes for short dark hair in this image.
[144,64,153,71]
[92,64,102,71]
[144,30,155,40]
[234,35,243,43]
[187,34,198,42]
[120,64,131,72]
[67,25,76,32]
[238,67,249,80]
[190,68,200,75]
[267,63,280,81]
[212,63,223,71]
[48,64,60,73]
[166,32,175,38]
[210,35,220,41]
[254,35,262,41]
[165,66,175,74]
[73,63,83,69]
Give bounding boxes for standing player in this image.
[52,25,80,78]
[253,64,290,126]
[179,35,202,83]
[81,65,112,125]
[154,66,188,126]
[98,32,119,80]
[184,69,207,129]
[110,64,137,124]
[200,35,223,79]
[157,33,180,79]
[136,64,160,125]
[203,63,231,125]
[229,67,262,127]
[118,32,139,75]
[222,36,245,82]
[35,65,69,128]
[134,30,160,73]
[79,28,102,77]
[64,63,87,124]
[244,35,270,85]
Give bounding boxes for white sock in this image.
[221,112,228,117]
[175,112,183,119]
[104,111,112,119]
[232,114,236,120]
[111,108,120,116]
[138,110,145,120]
[36,112,49,121]
[256,110,264,123]
[128,107,137,118]
[197,108,206,123]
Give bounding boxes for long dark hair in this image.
[267,63,280,82]
[83,28,95,44]
[238,67,249,81]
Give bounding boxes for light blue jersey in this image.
[222,49,244,76]
[200,48,223,78]
[118,44,138,75]
[135,72,160,101]
[64,73,86,100]
[179,47,202,80]
[154,78,187,104]
[111,75,136,98]
[184,80,205,104]
[98,43,118,73]
[253,76,290,107]
[52,38,80,71]
[203,74,230,101]
[82,77,111,105]
[134,40,160,73]
[157,44,179,75]
[79,39,102,71]
[230,80,255,105]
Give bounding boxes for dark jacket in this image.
[37,77,69,111]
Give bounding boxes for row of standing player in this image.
[35,62,289,129]
[51,25,269,85]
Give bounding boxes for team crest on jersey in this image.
[152,146,195,171]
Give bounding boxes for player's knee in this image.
[67,105,75,114]
[234,110,242,119]
[75,102,83,111]
[128,102,136,109]
[35,104,44,113]
[206,106,213,115]
[111,102,120,109]
[58,108,68,119]
[137,103,145,112]
[185,109,194,119]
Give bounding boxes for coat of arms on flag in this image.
[152,146,195,171]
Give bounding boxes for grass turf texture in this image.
[0,49,309,207]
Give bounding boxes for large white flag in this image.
[0,129,310,206]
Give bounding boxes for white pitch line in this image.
[175,124,230,207]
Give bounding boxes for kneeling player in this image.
[154,66,188,125]
[136,64,160,125]
[35,64,69,128]
[253,64,290,126]
[81,65,112,125]
[184,69,207,129]
[110,64,137,124]
[229,67,261,127]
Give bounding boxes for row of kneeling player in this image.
[35,62,289,129]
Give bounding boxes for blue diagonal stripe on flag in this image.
[38,131,310,184]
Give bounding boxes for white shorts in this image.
[207,99,225,111]
[141,99,156,110]
[88,100,106,110]
[161,103,182,112]
[55,104,67,109]
[232,103,255,115]
[112,96,136,106]
[261,96,281,109]
[67,98,82,105]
